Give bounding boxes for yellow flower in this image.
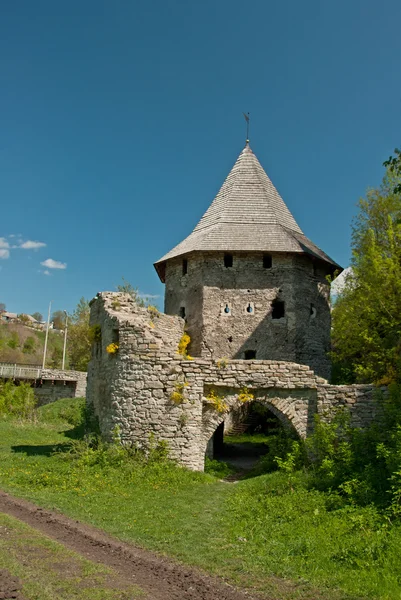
[106,343,119,354]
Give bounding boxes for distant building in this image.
[1,312,17,323]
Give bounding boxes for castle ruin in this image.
[87,142,380,470]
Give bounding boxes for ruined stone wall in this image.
[87,292,381,471]
[164,252,331,378]
[35,369,86,405]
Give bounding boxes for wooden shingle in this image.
[155,143,340,280]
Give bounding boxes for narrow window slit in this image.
[263,254,272,268]
[272,300,285,319]
[182,259,188,275]
[224,254,233,268]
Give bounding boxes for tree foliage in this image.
[331,170,401,384]
[52,310,66,330]
[384,148,401,195]
[67,297,91,371]
[116,277,146,307]
[32,312,43,323]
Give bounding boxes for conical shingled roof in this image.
[155,143,341,281]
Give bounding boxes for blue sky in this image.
[1,0,400,316]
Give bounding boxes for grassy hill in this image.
[0,322,65,368]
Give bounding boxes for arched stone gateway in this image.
[87,293,384,472]
[201,388,318,461]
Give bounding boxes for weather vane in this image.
[243,112,250,143]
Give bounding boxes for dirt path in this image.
[0,490,264,600]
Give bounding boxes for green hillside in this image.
[0,323,65,368]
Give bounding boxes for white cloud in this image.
[43,270,51,276]
[331,267,353,296]
[41,258,67,270]
[0,249,10,259]
[138,293,160,299]
[20,240,46,250]
[0,238,10,249]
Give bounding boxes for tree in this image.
[67,297,91,371]
[52,310,66,330]
[49,346,62,368]
[331,169,401,384]
[0,303,5,313]
[32,312,43,323]
[23,337,36,354]
[116,277,145,307]
[17,314,30,325]
[384,148,401,194]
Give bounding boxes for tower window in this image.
[244,350,256,360]
[224,254,233,268]
[223,304,231,314]
[246,303,254,314]
[182,259,188,275]
[179,306,186,318]
[263,254,272,268]
[272,300,285,319]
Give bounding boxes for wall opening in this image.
[310,304,316,319]
[244,349,256,360]
[246,303,254,314]
[182,259,188,275]
[272,300,285,319]
[224,254,233,268]
[179,306,186,319]
[263,254,272,268]
[222,303,231,315]
[207,402,297,478]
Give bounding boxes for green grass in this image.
[1,399,401,599]
[223,432,271,445]
[0,512,142,599]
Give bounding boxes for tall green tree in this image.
[384,148,401,194]
[52,310,66,330]
[332,170,401,384]
[67,297,91,371]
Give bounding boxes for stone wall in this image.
[164,252,331,379]
[33,369,87,405]
[87,292,382,472]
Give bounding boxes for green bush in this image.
[0,380,36,419]
[204,458,235,478]
[22,336,36,354]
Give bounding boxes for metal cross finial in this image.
[243,112,250,143]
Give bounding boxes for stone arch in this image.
[201,386,317,463]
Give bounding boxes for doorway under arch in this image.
[202,386,317,474]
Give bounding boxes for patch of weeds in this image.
[204,458,235,479]
[170,381,189,404]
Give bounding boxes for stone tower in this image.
[154,142,341,379]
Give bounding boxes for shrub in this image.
[0,381,36,419]
[22,336,36,354]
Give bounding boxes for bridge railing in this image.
[0,363,42,380]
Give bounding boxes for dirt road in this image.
[0,490,263,600]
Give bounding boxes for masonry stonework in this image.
[165,252,331,378]
[34,369,87,405]
[86,293,381,472]
[86,141,375,470]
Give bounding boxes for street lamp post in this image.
[62,310,68,371]
[42,301,52,370]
